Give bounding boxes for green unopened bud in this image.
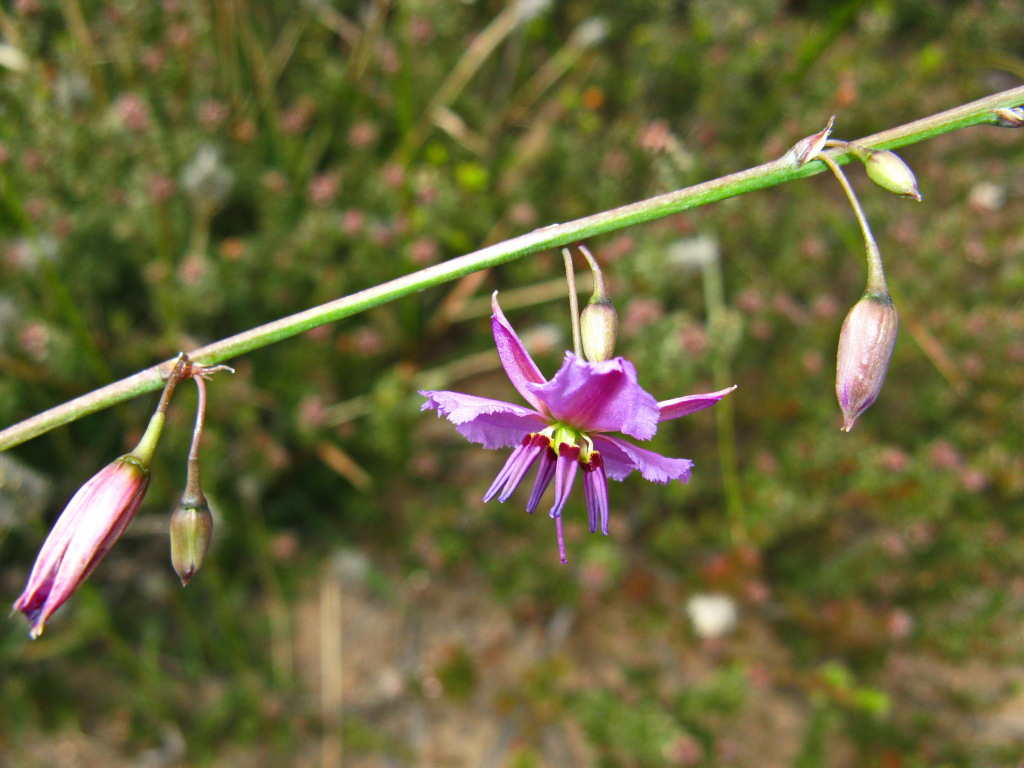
[836,290,898,432]
[170,499,213,586]
[861,149,921,201]
[580,298,618,362]
[575,242,618,362]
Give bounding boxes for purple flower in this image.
[421,293,735,562]
[13,455,150,638]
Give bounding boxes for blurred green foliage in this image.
[1,0,1023,765]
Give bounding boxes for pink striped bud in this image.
[836,291,898,432]
[13,354,189,637]
[13,456,150,637]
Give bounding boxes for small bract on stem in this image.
[994,106,1024,127]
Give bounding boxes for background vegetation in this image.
[1,1,1022,765]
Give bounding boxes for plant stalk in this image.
[2,85,1022,451]
[562,247,583,358]
[817,153,887,293]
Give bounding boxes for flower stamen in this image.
[581,452,609,534]
[526,443,558,513]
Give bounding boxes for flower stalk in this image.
[561,247,584,358]
[817,153,888,294]
[1,86,1023,452]
[170,374,214,586]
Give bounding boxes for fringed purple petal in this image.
[491,292,549,414]
[591,434,693,484]
[657,385,737,422]
[527,353,660,440]
[421,390,547,449]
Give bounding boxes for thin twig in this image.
[817,153,887,293]
[1,86,1022,451]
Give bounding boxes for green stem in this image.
[181,375,208,507]
[817,153,887,293]
[576,242,609,302]
[2,86,1023,452]
[129,354,188,466]
[562,248,583,358]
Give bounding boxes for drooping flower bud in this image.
[13,456,151,638]
[861,149,921,201]
[13,354,190,638]
[836,291,898,432]
[581,298,618,362]
[170,498,213,586]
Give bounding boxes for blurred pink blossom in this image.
[409,237,440,265]
[621,298,663,336]
[887,608,913,640]
[18,322,50,361]
[341,209,366,235]
[262,170,289,195]
[198,99,229,131]
[928,440,962,470]
[308,172,342,206]
[148,174,176,203]
[960,468,988,493]
[347,120,379,148]
[508,202,537,227]
[879,447,910,473]
[735,287,763,313]
[116,93,151,132]
[282,100,316,135]
[638,119,673,153]
[167,23,193,49]
[381,162,405,189]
